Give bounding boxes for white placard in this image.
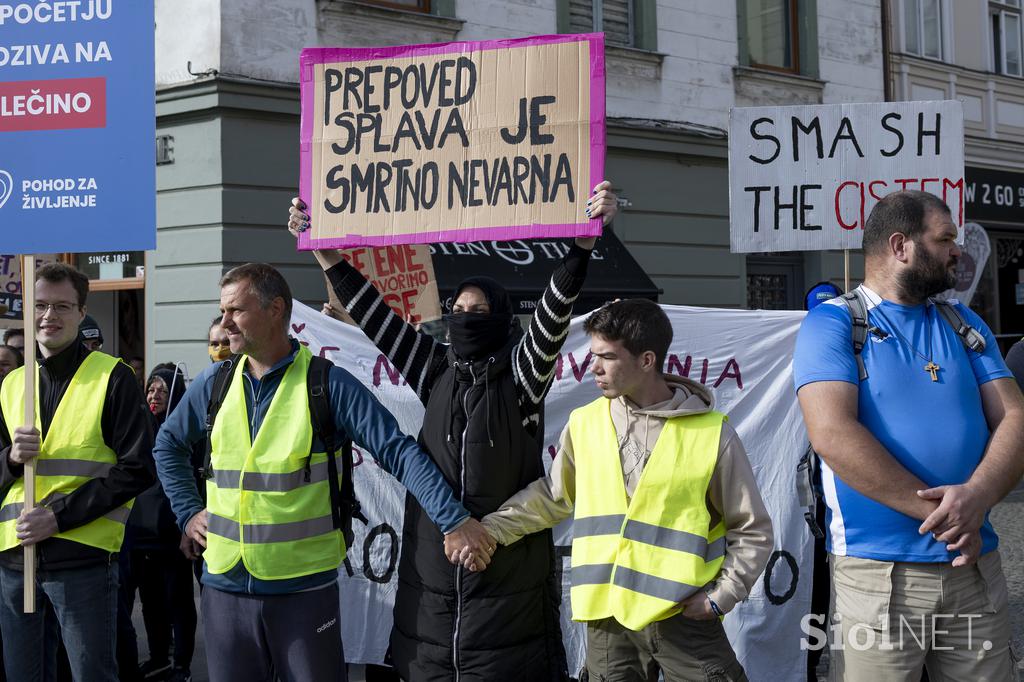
[729,100,965,253]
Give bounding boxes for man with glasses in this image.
[0,263,155,681]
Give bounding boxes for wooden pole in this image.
[844,249,851,293]
[21,256,36,614]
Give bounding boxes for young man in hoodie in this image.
[479,298,773,681]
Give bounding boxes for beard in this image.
[898,244,957,303]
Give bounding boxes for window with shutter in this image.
[568,0,636,48]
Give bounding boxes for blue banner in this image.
[0,0,155,254]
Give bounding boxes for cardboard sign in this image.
[340,244,441,324]
[0,1,155,254]
[0,254,60,320]
[298,34,605,249]
[729,100,964,253]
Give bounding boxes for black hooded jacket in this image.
[127,366,186,549]
[326,245,592,681]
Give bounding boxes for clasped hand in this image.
[443,518,496,572]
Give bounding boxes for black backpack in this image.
[199,354,365,547]
[797,290,987,537]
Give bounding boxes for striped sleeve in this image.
[515,243,592,423]
[324,260,446,403]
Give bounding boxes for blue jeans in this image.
[0,561,119,682]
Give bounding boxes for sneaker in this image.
[167,668,192,682]
[139,659,172,679]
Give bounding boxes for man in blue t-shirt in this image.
[794,190,1024,680]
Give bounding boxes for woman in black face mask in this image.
[287,181,618,682]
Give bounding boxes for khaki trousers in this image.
[828,551,1016,682]
[584,613,747,682]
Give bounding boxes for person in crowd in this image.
[2,330,23,355]
[207,317,231,364]
[476,299,772,681]
[153,263,490,682]
[121,366,198,682]
[794,190,1024,679]
[0,263,155,681]
[288,181,619,681]
[1005,338,1024,393]
[79,314,104,352]
[0,347,22,382]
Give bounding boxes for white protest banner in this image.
[290,300,811,681]
[729,100,964,253]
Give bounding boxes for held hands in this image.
[917,483,990,544]
[576,181,619,251]
[444,518,497,572]
[947,529,983,568]
[185,509,209,549]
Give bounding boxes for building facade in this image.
[149,0,885,370]
[889,0,1024,351]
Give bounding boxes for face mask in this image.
[445,312,513,360]
[209,344,232,362]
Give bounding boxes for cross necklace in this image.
[871,304,942,382]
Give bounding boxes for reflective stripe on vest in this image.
[568,397,726,631]
[203,346,345,580]
[0,352,131,553]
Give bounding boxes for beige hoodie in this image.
[481,374,774,614]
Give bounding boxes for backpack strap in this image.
[308,356,366,549]
[841,291,870,381]
[932,300,987,353]
[200,355,241,480]
[796,444,824,540]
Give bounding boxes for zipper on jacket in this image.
[451,365,476,682]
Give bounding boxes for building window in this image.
[742,0,800,73]
[568,0,636,48]
[746,255,804,310]
[360,0,430,12]
[904,0,944,60]
[992,1,1023,76]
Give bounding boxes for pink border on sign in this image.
[298,33,606,250]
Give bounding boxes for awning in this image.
[430,231,660,315]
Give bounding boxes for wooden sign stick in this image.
[21,256,36,613]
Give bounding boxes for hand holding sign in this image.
[576,181,618,250]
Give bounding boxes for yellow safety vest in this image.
[569,398,726,631]
[203,346,346,580]
[0,352,131,553]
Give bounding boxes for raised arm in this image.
[514,181,617,408]
[288,199,446,403]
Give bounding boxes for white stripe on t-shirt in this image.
[820,459,847,556]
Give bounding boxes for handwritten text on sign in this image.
[728,100,965,253]
[340,244,441,324]
[298,34,605,250]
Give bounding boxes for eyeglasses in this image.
[34,302,79,315]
